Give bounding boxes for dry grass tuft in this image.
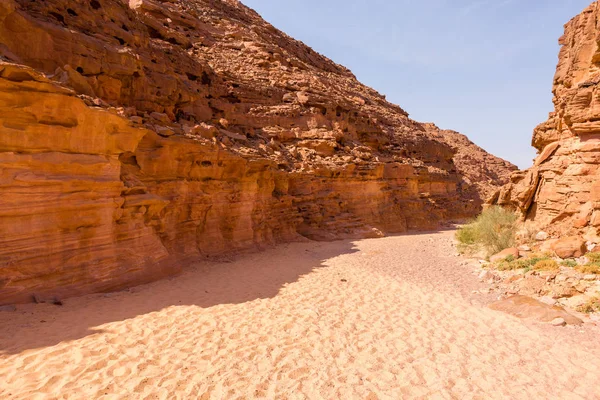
[495,253,553,272]
[533,259,559,272]
[577,297,600,314]
[576,264,600,274]
[575,252,600,274]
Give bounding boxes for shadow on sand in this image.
[0,228,456,355]
[0,239,363,354]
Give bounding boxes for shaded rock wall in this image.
[491,1,600,242]
[0,0,515,304]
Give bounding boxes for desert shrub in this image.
[575,252,600,274]
[576,264,600,274]
[576,297,600,314]
[455,206,518,256]
[495,253,553,271]
[496,258,528,271]
[560,259,577,268]
[533,259,559,272]
[455,224,477,246]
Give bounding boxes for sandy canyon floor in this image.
[1,231,600,399]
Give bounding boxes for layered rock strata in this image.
[490,1,600,243]
[0,0,515,303]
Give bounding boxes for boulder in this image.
[490,247,519,263]
[552,236,587,259]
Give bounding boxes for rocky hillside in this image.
[423,123,516,202]
[491,1,600,243]
[0,0,515,304]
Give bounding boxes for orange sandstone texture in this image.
[491,2,600,243]
[0,0,515,304]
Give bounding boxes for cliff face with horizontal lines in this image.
[490,2,600,243]
[0,0,515,304]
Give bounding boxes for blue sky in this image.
[242,0,592,168]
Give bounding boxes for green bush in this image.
[456,206,518,256]
[455,224,477,245]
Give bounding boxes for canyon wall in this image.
[491,1,600,243]
[0,0,515,304]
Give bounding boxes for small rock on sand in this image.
[32,294,63,306]
[551,317,566,327]
[0,304,16,312]
[478,270,493,281]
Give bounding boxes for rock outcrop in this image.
[424,123,517,202]
[491,1,600,243]
[0,0,515,304]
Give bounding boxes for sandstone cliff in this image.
[491,1,600,242]
[0,0,515,304]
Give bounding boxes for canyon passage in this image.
[1,231,600,399]
[2,0,600,399]
[0,0,514,304]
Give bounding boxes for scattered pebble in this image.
[550,317,566,327]
[587,242,597,252]
[32,294,63,306]
[0,304,16,312]
[535,231,549,241]
[478,270,493,281]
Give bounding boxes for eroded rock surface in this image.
[491,2,600,243]
[0,0,515,303]
[489,295,583,325]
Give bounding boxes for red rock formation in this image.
[0,0,515,304]
[491,1,600,243]
[423,123,517,202]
